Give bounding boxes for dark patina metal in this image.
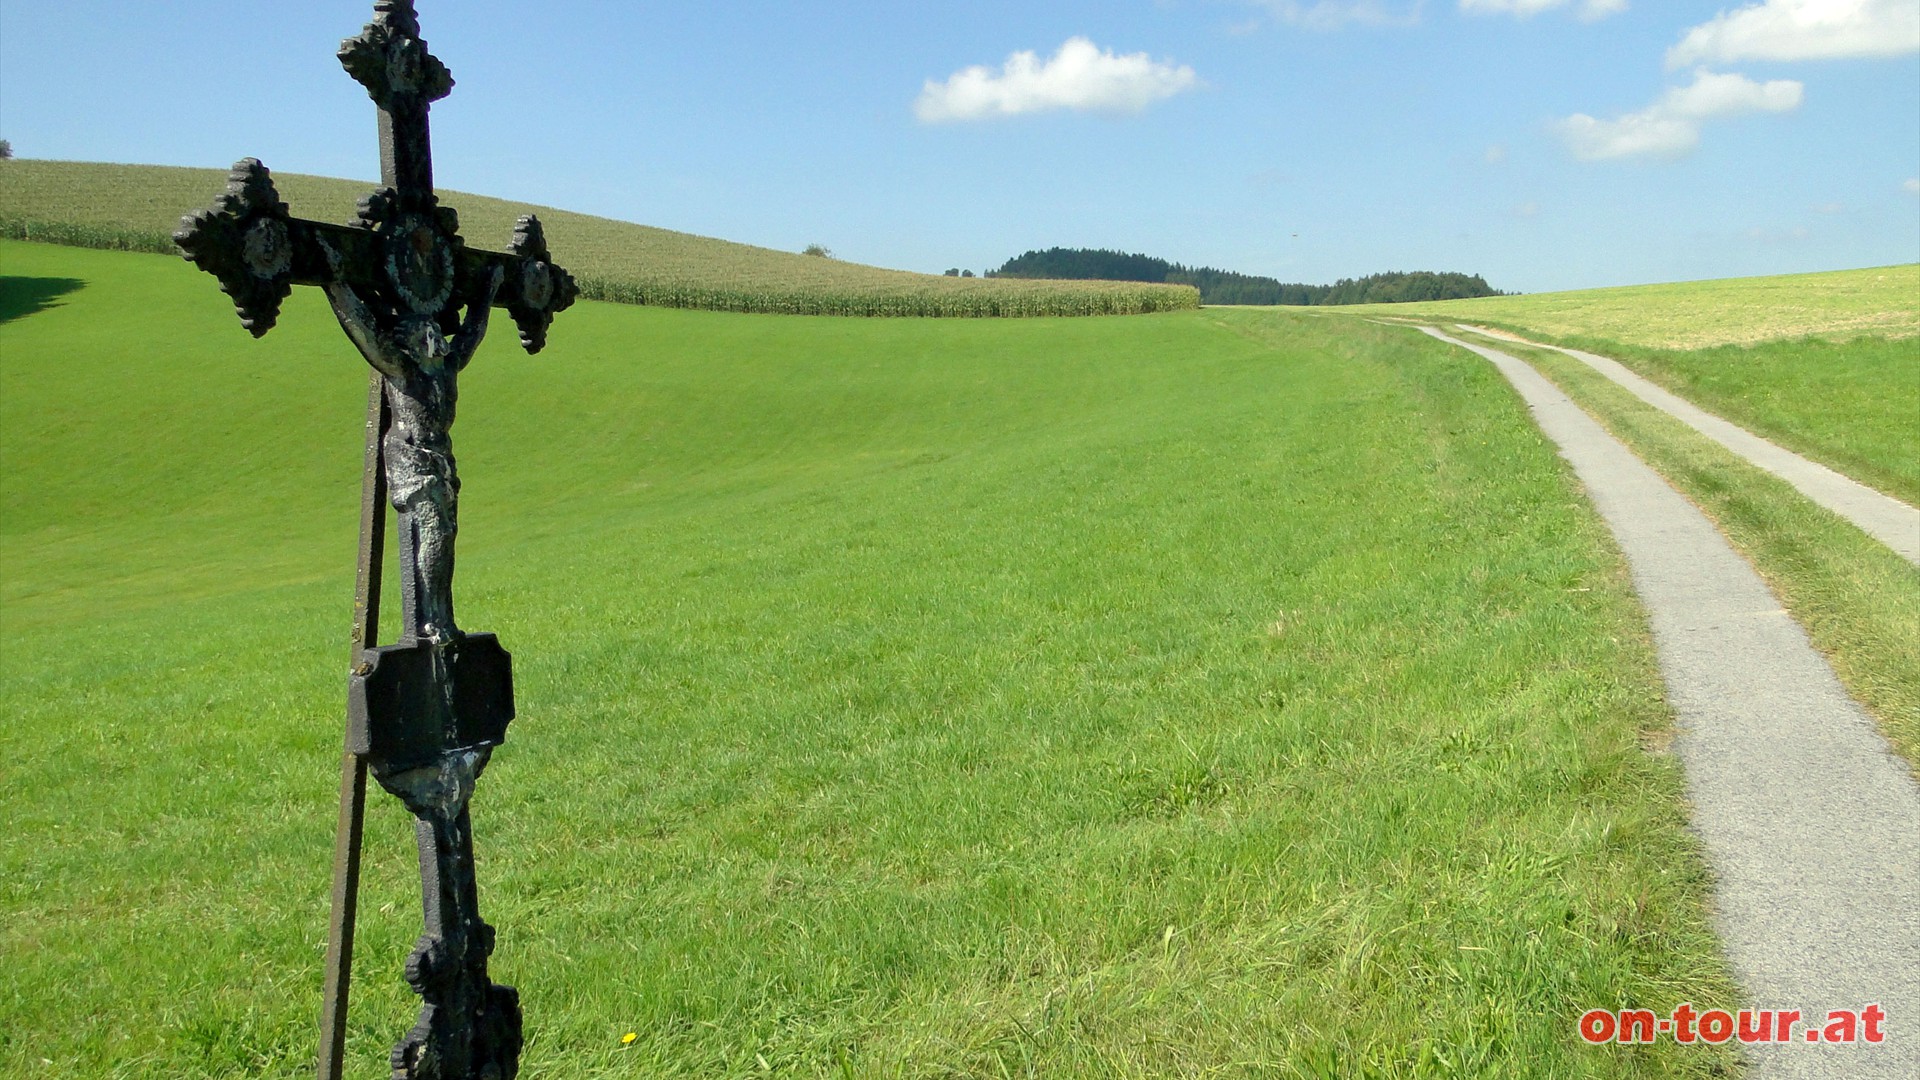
[174,4,575,1078]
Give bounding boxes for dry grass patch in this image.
[1347,264,1918,350]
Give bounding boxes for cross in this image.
[173,4,575,1078]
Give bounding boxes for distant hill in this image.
[0,161,1197,318]
[989,247,1502,306]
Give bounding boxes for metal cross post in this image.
[173,3,577,1078]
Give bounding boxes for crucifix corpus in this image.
[174,3,577,1078]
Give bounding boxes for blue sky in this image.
[2,0,1916,292]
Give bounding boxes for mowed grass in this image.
[1350,265,1920,505]
[0,161,1196,316]
[1,242,1737,1078]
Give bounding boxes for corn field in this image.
[1,218,175,254]
[0,161,1198,317]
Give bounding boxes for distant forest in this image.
[987,248,1505,306]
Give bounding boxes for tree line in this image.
[986,248,1505,305]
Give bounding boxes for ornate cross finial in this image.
[339,0,453,110]
[340,0,451,207]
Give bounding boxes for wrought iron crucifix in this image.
[174,3,576,1078]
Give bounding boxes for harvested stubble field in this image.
[1,241,1740,1078]
[0,160,1197,317]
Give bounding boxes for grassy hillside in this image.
[1350,265,1920,504]
[1350,264,1919,349]
[0,160,1196,317]
[1,242,1737,1077]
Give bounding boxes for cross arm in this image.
[174,159,384,337]
[176,160,577,354]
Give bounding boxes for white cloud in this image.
[1557,112,1698,160]
[1556,69,1803,160]
[1484,143,1509,164]
[1668,0,1920,69]
[1906,178,1920,194]
[1250,1,1426,30]
[1460,0,1627,21]
[1664,68,1806,115]
[914,38,1199,123]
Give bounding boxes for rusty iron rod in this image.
[317,370,390,1080]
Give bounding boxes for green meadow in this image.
[1553,334,1918,506]
[0,240,1742,1077]
[1352,264,1920,504]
